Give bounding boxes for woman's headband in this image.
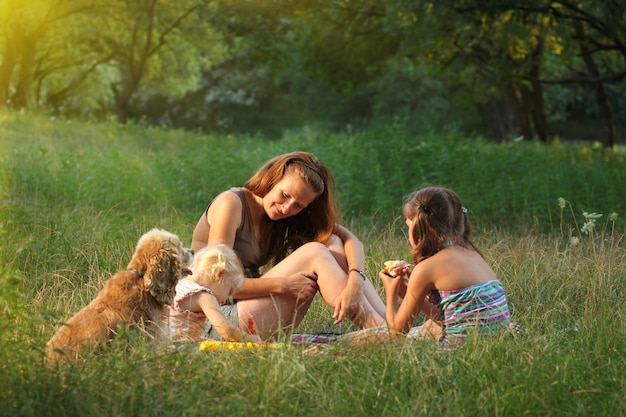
[286,159,324,183]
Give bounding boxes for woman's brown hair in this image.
[244,151,339,264]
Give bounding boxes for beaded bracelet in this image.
[349,268,367,281]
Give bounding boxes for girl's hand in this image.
[382,260,410,279]
[396,276,409,299]
[380,265,411,299]
[395,265,411,279]
[379,269,405,299]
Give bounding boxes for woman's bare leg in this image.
[237,295,313,341]
[300,242,385,328]
[326,234,387,318]
[237,242,384,339]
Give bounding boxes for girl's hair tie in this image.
[417,204,432,216]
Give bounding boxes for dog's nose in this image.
[190,249,195,255]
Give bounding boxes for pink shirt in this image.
[169,279,212,343]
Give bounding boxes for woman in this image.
[192,151,386,339]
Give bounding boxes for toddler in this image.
[169,244,261,344]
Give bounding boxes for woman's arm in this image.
[327,224,370,324]
[205,190,310,300]
[206,190,243,247]
[332,224,365,275]
[231,272,317,300]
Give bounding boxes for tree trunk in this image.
[112,83,130,123]
[590,81,615,149]
[525,33,550,143]
[575,21,615,149]
[509,82,533,141]
[0,52,16,107]
[11,32,39,109]
[476,100,509,142]
[112,68,142,124]
[476,87,529,142]
[525,80,550,143]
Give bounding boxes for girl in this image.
[192,151,386,339]
[169,245,261,344]
[380,186,511,348]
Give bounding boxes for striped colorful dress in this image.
[431,279,511,348]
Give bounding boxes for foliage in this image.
[3,0,625,144]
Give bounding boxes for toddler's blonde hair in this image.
[189,244,244,290]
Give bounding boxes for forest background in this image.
[1,0,625,146]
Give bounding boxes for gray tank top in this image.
[191,188,268,277]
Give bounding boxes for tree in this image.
[91,0,227,122]
[533,1,625,148]
[0,0,77,108]
[207,1,561,141]
[445,0,625,146]
[0,0,228,122]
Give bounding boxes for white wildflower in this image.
[580,211,602,235]
[582,211,602,220]
[569,236,580,246]
[609,212,618,222]
[557,197,566,209]
[581,221,595,235]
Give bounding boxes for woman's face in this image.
[263,174,318,220]
[406,217,417,248]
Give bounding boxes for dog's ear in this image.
[144,246,181,305]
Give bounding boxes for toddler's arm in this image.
[193,292,261,342]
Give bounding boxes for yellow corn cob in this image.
[198,340,286,351]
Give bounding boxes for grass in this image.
[1,109,625,416]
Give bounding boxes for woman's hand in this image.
[280,271,319,301]
[332,279,364,325]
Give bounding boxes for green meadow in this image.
[1,110,625,416]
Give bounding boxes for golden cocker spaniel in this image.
[46,228,193,362]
